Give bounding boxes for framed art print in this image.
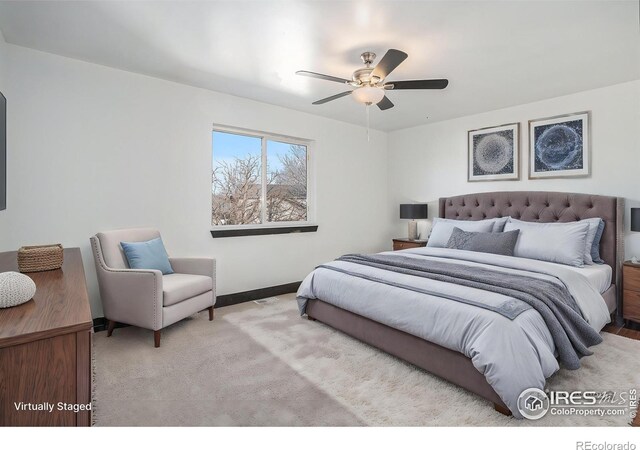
[529,111,590,179]
[468,123,519,182]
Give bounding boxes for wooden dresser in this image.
[623,260,640,324]
[0,248,93,426]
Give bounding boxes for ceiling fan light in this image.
[352,86,385,105]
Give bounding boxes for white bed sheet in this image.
[563,263,612,294]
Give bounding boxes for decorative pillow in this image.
[427,218,500,248]
[503,219,590,267]
[120,237,174,275]
[446,227,520,256]
[590,219,606,264]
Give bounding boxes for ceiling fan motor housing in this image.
[352,67,380,85]
[352,52,382,85]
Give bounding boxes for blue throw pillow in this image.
[590,219,606,264]
[120,237,174,275]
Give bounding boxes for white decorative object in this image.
[0,271,37,308]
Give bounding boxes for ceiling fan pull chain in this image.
[366,103,371,142]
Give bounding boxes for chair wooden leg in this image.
[107,320,116,337]
[154,330,161,348]
[208,306,214,321]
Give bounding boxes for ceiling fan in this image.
[296,49,448,111]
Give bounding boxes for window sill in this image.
[210,224,318,238]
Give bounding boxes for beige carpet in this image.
[94,293,639,426]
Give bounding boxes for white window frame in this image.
[211,124,316,230]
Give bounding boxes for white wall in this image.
[0,31,6,91]
[2,40,638,319]
[0,44,391,317]
[388,80,640,258]
[0,32,6,218]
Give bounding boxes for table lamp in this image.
[400,204,428,240]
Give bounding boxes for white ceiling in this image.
[0,1,638,131]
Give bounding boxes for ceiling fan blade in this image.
[371,49,408,80]
[296,70,350,84]
[385,79,449,90]
[377,96,394,111]
[312,91,352,105]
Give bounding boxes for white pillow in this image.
[503,219,590,267]
[508,218,601,265]
[427,218,496,248]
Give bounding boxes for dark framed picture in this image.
[529,111,590,179]
[467,122,519,182]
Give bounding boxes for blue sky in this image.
[212,131,296,173]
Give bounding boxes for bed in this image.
[297,191,624,417]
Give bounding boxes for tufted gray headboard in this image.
[439,191,624,315]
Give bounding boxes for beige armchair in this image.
[90,228,216,347]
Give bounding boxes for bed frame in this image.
[306,191,624,415]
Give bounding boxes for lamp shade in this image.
[400,203,428,220]
[352,86,385,105]
[632,208,640,232]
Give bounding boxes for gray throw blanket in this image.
[328,253,603,370]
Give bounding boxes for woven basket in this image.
[17,244,64,273]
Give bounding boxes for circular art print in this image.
[529,112,589,178]
[474,133,512,174]
[468,123,519,181]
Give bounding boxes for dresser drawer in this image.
[393,241,421,251]
[623,266,640,292]
[623,290,640,322]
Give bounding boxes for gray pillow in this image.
[579,217,603,265]
[427,218,500,248]
[590,219,606,264]
[490,216,510,232]
[503,219,590,267]
[446,227,520,256]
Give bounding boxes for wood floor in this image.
[603,324,640,340]
[602,324,640,426]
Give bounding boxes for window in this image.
[212,126,312,228]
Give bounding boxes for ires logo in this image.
[548,390,630,406]
[518,388,635,420]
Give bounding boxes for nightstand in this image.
[392,238,428,251]
[623,260,640,323]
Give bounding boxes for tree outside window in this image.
[212,130,309,226]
